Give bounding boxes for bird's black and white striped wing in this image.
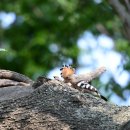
[77,81,98,92]
[76,80,107,101]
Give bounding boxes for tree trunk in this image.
[0,76,130,130]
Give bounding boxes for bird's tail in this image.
[100,95,108,101]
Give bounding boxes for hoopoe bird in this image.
[54,65,107,101]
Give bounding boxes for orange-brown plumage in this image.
[60,65,75,79]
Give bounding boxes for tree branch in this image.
[0,70,33,88]
[108,0,130,40]
[108,0,130,21]
[0,77,130,130]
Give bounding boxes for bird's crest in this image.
[60,65,75,78]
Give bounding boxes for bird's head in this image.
[60,65,75,79]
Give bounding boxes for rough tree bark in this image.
[0,71,130,130]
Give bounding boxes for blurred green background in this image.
[0,0,130,105]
